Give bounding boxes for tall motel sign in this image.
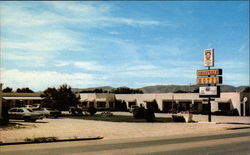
[197,49,223,122]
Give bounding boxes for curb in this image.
[197,121,217,124]
[0,136,104,146]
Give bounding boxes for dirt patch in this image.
[0,122,36,131]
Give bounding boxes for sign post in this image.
[196,49,222,122]
[208,67,211,122]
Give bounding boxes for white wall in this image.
[80,92,243,114]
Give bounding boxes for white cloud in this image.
[0,68,101,91]
[2,52,51,67]
[109,31,122,35]
[1,2,163,28]
[74,61,104,71]
[126,65,158,71]
[55,61,70,67]
[222,73,249,86]
[217,61,248,69]
[2,30,83,52]
[1,2,164,69]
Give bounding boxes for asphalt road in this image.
[1,129,250,155]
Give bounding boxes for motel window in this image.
[81,102,87,107]
[109,102,114,108]
[193,102,202,110]
[178,101,191,111]
[146,101,159,112]
[128,102,136,108]
[162,101,173,113]
[218,102,230,111]
[88,102,94,107]
[97,102,106,108]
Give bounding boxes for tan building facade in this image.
[79,92,249,116]
[1,91,249,116]
[1,93,43,109]
[79,93,116,110]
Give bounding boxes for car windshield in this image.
[27,109,33,112]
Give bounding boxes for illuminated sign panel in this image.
[197,76,222,84]
[197,69,222,76]
[199,86,220,97]
[204,49,214,67]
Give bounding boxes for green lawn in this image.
[66,114,173,123]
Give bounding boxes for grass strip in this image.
[68,114,173,123]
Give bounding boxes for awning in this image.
[144,99,156,102]
[177,99,192,103]
[215,98,231,103]
[86,99,95,102]
[2,97,43,100]
[193,99,203,102]
[80,98,96,102]
[96,98,106,102]
[127,99,137,102]
[80,99,87,102]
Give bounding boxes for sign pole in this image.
[208,66,212,122]
[208,97,211,122]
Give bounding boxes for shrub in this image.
[228,109,239,116]
[87,107,97,116]
[212,109,239,116]
[132,106,145,119]
[69,107,83,116]
[101,111,113,117]
[144,108,155,122]
[25,137,58,142]
[172,115,186,122]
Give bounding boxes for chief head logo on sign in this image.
[204,49,214,67]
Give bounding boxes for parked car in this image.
[8,107,44,122]
[129,105,139,113]
[33,108,61,118]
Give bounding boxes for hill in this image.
[72,85,249,93]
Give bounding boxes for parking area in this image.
[1,112,250,143]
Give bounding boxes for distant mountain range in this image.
[72,85,249,93]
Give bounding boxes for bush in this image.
[69,107,83,116]
[87,107,97,116]
[172,115,186,122]
[212,109,239,116]
[101,111,113,117]
[132,106,146,119]
[144,108,155,122]
[25,137,58,143]
[228,109,239,116]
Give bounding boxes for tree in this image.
[16,88,34,93]
[79,88,109,93]
[41,84,80,111]
[2,87,13,93]
[41,87,58,109]
[111,87,143,94]
[174,90,188,93]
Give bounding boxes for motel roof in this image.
[2,97,43,100]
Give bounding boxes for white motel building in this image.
[0,86,249,118]
[78,92,249,116]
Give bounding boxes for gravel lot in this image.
[1,113,250,143]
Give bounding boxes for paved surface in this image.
[0,113,250,143]
[1,129,250,155]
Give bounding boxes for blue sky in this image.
[0,1,249,91]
